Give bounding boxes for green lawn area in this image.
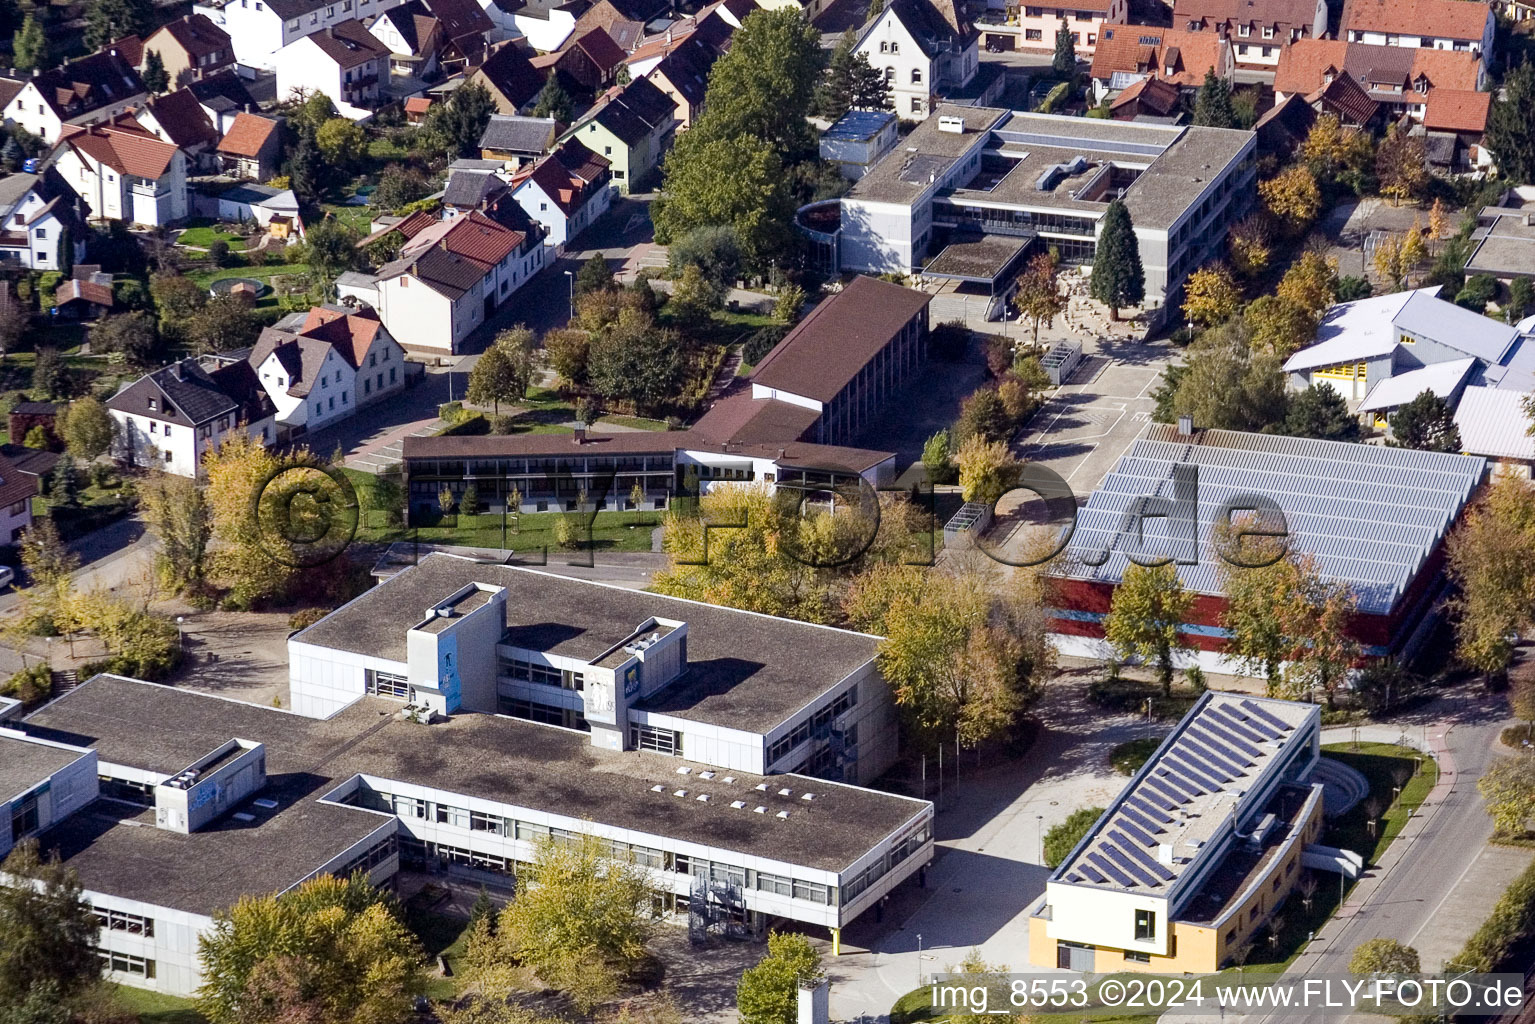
[185,262,316,310]
[401,888,475,1000]
[367,135,412,162]
[176,220,248,250]
[108,985,207,1024]
[358,507,664,553]
[321,203,376,236]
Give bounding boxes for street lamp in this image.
[563,270,575,322]
[176,616,185,652]
[1037,814,1044,863]
[916,933,923,987]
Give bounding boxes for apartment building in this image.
[193,0,408,70]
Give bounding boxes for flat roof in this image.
[0,731,90,802]
[846,104,1007,206]
[295,554,882,734]
[923,236,1032,284]
[1466,209,1535,278]
[1055,693,1315,898]
[24,677,928,898]
[824,109,897,142]
[1050,425,1487,615]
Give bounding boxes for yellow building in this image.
[1028,693,1342,974]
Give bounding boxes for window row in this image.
[100,952,155,979]
[631,723,683,756]
[93,907,154,938]
[675,856,833,905]
[767,685,858,765]
[332,834,397,879]
[384,791,661,867]
[366,668,411,700]
[500,656,583,691]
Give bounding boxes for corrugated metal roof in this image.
[1050,426,1487,615]
[1283,287,1434,374]
[1454,385,1535,461]
[1392,290,1520,364]
[1357,356,1475,412]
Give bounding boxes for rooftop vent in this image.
[753,805,767,813]
[673,789,687,797]
[695,794,710,802]
[937,114,965,134]
[253,798,278,809]
[700,771,716,779]
[755,783,769,791]
[232,812,255,822]
[801,793,815,801]
[776,810,790,819]
[676,766,691,774]
[777,787,792,797]
[1177,414,1194,435]
[723,776,736,784]
[730,800,745,809]
[1035,155,1089,192]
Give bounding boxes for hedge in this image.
[1451,855,1535,972]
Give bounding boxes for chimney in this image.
[1177,414,1194,436]
[573,425,586,444]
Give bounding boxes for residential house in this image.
[0,449,37,544]
[645,32,722,130]
[8,400,59,449]
[141,14,235,87]
[405,95,436,120]
[469,41,547,113]
[1342,0,1495,78]
[368,0,494,79]
[511,137,610,248]
[1252,91,1318,157]
[54,266,116,319]
[1308,72,1380,127]
[1107,73,1182,119]
[185,69,262,134]
[1009,0,1128,56]
[217,112,285,179]
[1089,25,1233,101]
[622,9,734,77]
[557,27,628,91]
[479,114,562,165]
[273,19,390,118]
[1171,0,1326,69]
[0,171,86,270]
[854,0,980,120]
[511,0,591,52]
[248,306,407,439]
[192,0,409,71]
[54,118,189,227]
[194,182,304,234]
[106,358,276,477]
[339,207,546,353]
[1422,88,1493,170]
[1273,39,1483,121]
[134,88,222,171]
[441,166,511,215]
[1,49,148,143]
[563,76,674,192]
[564,0,645,51]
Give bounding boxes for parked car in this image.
[0,566,14,589]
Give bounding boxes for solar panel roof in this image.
[1049,426,1487,615]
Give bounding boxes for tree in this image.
[531,76,573,122]
[1388,390,1461,452]
[84,0,153,49]
[1228,215,1271,279]
[1373,232,1405,290]
[1192,68,1236,128]
[738,932,823,1024]
[197,874,426,1024]
[666,225,741,291]
[424,80,495,158]
[304,217,358,283]
[542,327,590,388]
[668,262,722,328]
[0,287,28,361]
[1487,61,1535,185]
[1376,125,1427,206]
[1259,165,1321,230]
[655,131,797,270]
[316,117,367,172]
[1399,220,1427,278]
[1052,19,1075,79]
[1349,938,1421,976]
[586,310,687,410]
[285,130,323,204]
[142,49,168,94]
[12,13,47,74]
[203,433,297,608]
[0,840,101,1008]
[91,309,161,369]
[1182,262,1242,328]
[0,136,22,173]
[689,8,822,158]
[1168,319,1288,433]
[816,31,890,118]
[1336,275,1372,302]
[21,425,47,449]
[467,344,527,415]
[921,429,953,484]
[1043,807,1105,868]
[952,386,1012,445]
[58,397,114,462]
[1013,250,1064,345]
[185,293,259,354]
[1088,200,1143,319]
[490,834,652,1012]
[1244,294,1317,357]
[575,253,614,296]
[1275,250,1338,319]
[374,164,431,210]
[954,434,1020,506]
[1455,273,1498,314]
[139,469,211,593]
[1103,562,1193,694]
[30,347,63,399]
[1446,477,1535,680]
[297,91,339,133]
[1508,670,1535,731]
[1283,383,1359,441]
[1479,754,1535,838]
[1301,114,1370,185]
[1277,553,1357,707]
[1506,276,1533,326]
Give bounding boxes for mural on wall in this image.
[439,634,462,711]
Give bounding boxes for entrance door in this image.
[1057,942,1094,972]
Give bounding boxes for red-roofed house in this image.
[217,112,284,180]
[1172,0,1326,68]
[248,306,407,437]
[141,14,235,87]
[1274,38,1483,121]
[0,448,37,544]
[1011,0,1127,56]
[1089,24,1232,100]
[338,209,547,353]
[405,95,436,122]
[1342,0,1495,77]
[273,19,390,119]
[1424,87,1494,169]
[54,117,188,226]
[510,137,612,250]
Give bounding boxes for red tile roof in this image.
[570,26,627,72]
[1091,25,1229,87]
[405,95,435,113]
[217,112,280,156]
[1173,0,1320,29]
[0,449,39,511]
[1273,37,1346,94]
[60,121,179,180]
[1424,87,1491,132]
[299,306,386,367]
[399,210,525,268]
[1342,0,1490,41]
[1275,37,1480,96]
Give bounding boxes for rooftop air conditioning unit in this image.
[938,115,965,134]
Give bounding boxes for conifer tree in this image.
[1089,200,1144,320]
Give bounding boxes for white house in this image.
[272,19,390,119]
[339,206,546,354]
[854,0,979,120]
[1342,0,1495,76]
[53,119,189,228]
[248,306,407,439]
[1,50,147,143]
[512,0,584,51]
[106,359,276,477]
[192,0,409,70]
[0,171,86,270]
[510,137,612,250]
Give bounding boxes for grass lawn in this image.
[109,985,207,1024]
[601,413,670,431]
[357,507,664,553]
[322,203,376,236]
[368,135,412,162]
[187,263,313,288]
[402,892,474,1001]
[176,220,248,250]
[1108,735,1165,775]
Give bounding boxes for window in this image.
[147,398,157,411]
[94,907,154,937]
[34,228,45,239]
[389,367,396,384]
[163,427,171,438]
[328,397,335,410]
[393,794,427,817]
[149,422,157,434]
[792,880,830,904]
[366,668,410,699]
[911,96,924,113]
[370,352,376,367]
[365,379,371,395]
[1134,909,1156,941]
[1087,33,1096,44]
[890,40,898,52]
[1125,950,1150,963]
[314,403,322,416]
[1238,23,1250,35]
[1261,24,1274,37]
[10,793,38,838]
[911,68,922,83]
[884,67,894,82]
[163,451,173,463]
[756,871,792,896]
[629,723,682,755]
[99,953,154,979]
[1025,28,1042,39]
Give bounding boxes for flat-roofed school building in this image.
[1029,693,1331,973]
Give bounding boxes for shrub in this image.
[1451,856,1535,972]
[438,400,464,422]
[553,513,583,550]
[208,239,231,267]
[743,324,788,364]
[1,662,52,704]
[489,414,515,435]
[1044,806,1106,867]
[929,320,969,361]
[288,607,329,631]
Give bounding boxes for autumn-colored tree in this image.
[1399,220,1427,283]
[1446,476,1535,680]
[1349,939,1421,976]
[203,432,301,608]
[1227,215,1272,279]
[954,434,1021,506]
[1182,262,1243,327]
[0,839,102,1008]
[1244,294,1318,357]
[1277,553,1358,707]
[1258,165,1322,231]
[1508,669,1535,731]
[1478,756,1535,838]
[1373,233,1405,290]
[1103,562,1193,695]
[1300,114,1369,184]
[10,517,78,637]
[1013,250,1065,345]
[738,933,823,1024]
[139,469,211,594]
[1275,250,1338,317]
[1376,125,1428,206]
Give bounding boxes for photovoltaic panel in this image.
[1171,743,1232,780]
[1137,785,1177,811]
[1119,838,1177,881]
[1223,706,1282,740]
[1120,805,1166,835]
[1241,699,1296,734]
[1078,863,1108,884]
[1127,796,1174,823]
[1163,756,1222,792]
[1151,770,1198,799]
[1087,851,1137,888]
[1197,720,1263,760]
[1204,706,1270,746]
[1188,724,1255,765]
[1180,736,1245,778]
[1115,820,1156,847]
[1104,844,1161,889]
[1145,775,1192,805]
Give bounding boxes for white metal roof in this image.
[1453,385,1535,461]
[1050,425,1488,615]
[1358,356,1476,412]
[1283,287,1434,374]
[1392,290,1521,364]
